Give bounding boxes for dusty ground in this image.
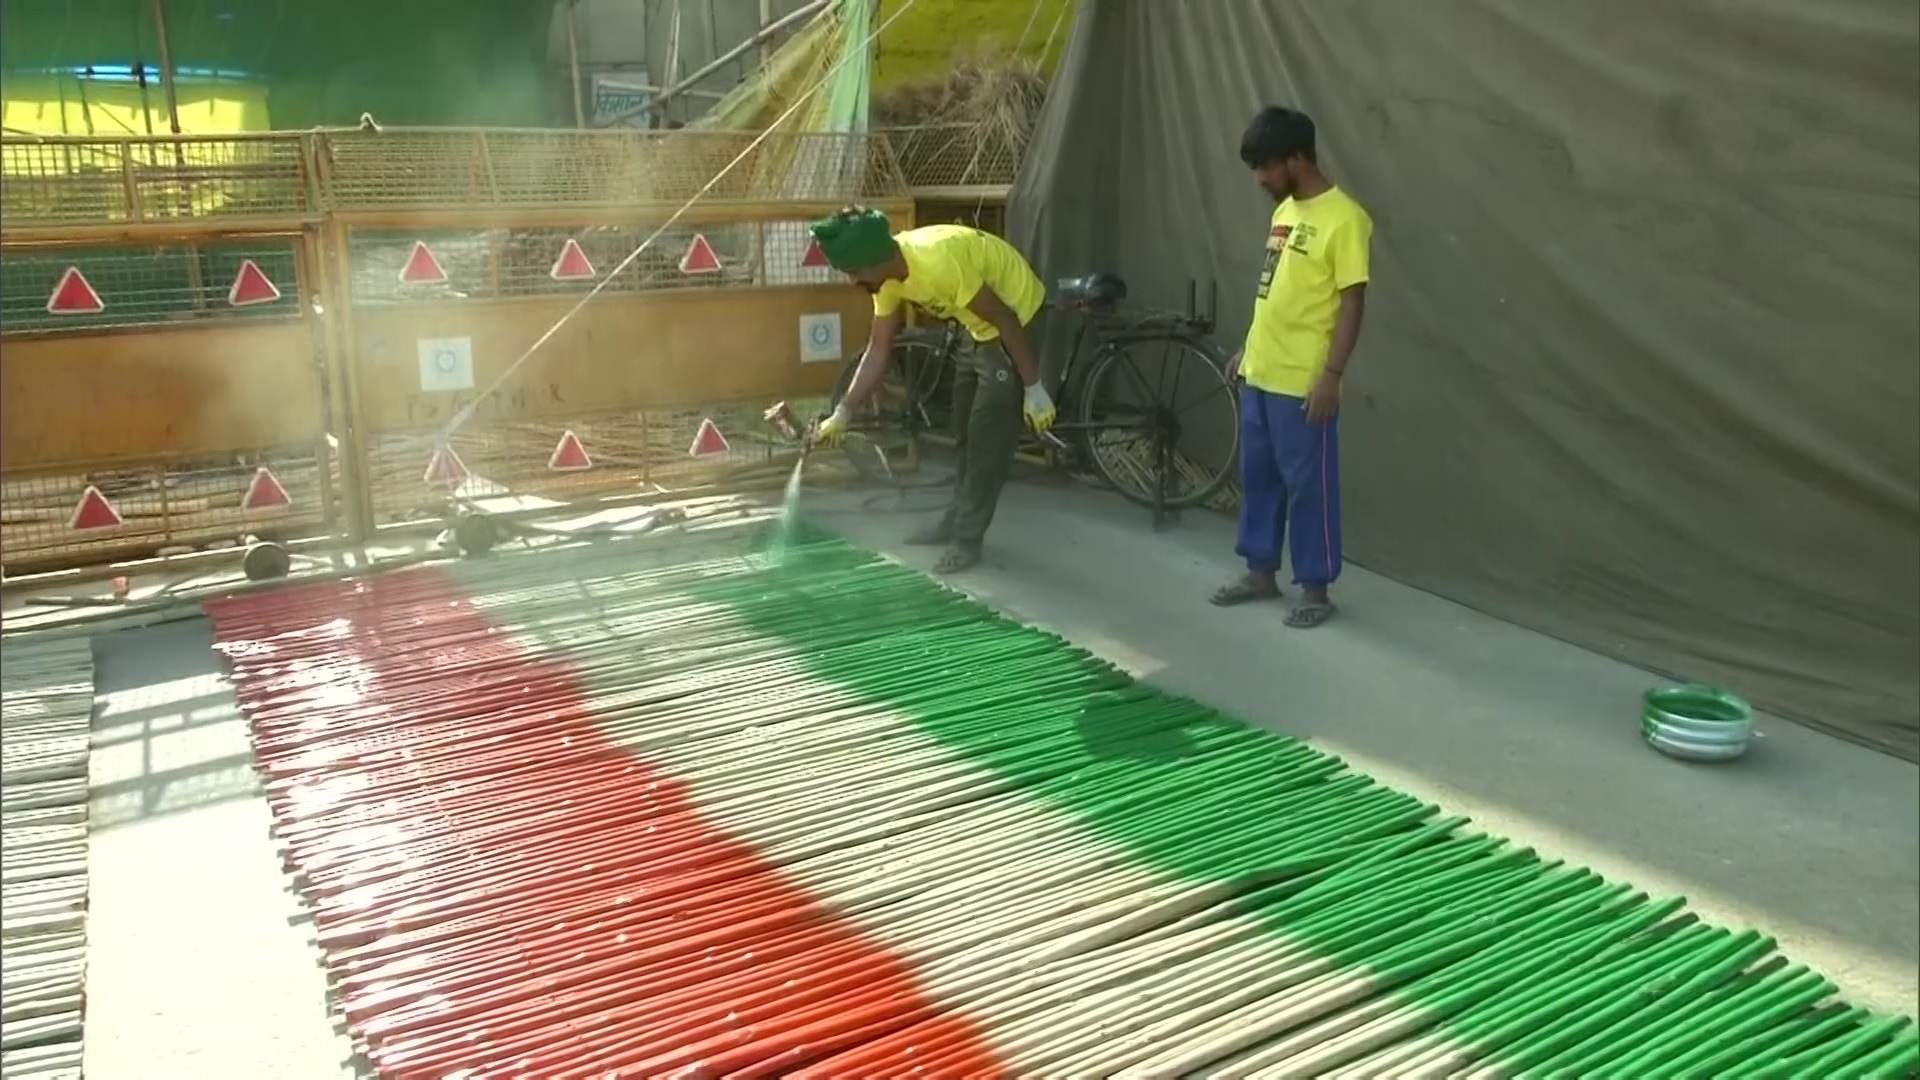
[48,471,1920,1077]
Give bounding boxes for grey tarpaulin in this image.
[1009,1,1920,759]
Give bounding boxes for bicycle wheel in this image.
[829,326,954,451]
[1074,333,1240,510]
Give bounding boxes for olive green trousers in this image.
[941,337,1026,547]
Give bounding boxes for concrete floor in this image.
[83,617,355,1080]
[65,472,1918,1076]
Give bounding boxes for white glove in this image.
[1023,382,1057,434]
[812,404,851,449]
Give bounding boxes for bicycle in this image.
[828,273,1241,529]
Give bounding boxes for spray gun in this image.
[764,400,892,481]
[762,401,820,457]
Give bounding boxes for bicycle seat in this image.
[1053,273,1128,311]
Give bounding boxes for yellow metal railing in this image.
[0,128,913,230]
[0,133,312,225]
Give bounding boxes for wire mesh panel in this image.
[496,224,761,296]
[0,240,302,332]
[750,133,909,204]
[321,131,492,209]
[0,136,310,226]
[0,130,914,226]
[320,130,910,209]
[862,134,913,201]
[881,124,1025,190]
[346,229,496,305]
[763,220,839,287]
[644,403,790,487]
[486,129,755,204]
[348,224,765,305]
[0,440,333,573]
[359,398,824,526]
[362,415,651,524]
[913,199,1010,235]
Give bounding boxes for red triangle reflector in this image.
[227,259,282,307]
[549,238,597,281]
[399,241,449,285]
[242,466,292,511]
[46,267,105,315]
[679,233,722,274]
[548,429,593,471]
[688,418,730,458]
[800,238,830,269]
[69,485,123,530]
[423,444,468,486]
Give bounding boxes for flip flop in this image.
[934,544,982,574]
[1210,580,1282,607]
[1285,601,1337,629]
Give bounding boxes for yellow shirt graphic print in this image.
[872,225,1046,343]
[1239,187,1373,397]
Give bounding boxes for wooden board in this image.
[348,286,864,433]
[1,319,325,469]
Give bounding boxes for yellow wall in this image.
[1,75,269,137]
[0,1,1077,134]
[872,0,1073,93]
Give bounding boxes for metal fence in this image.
[341,215,841,307]
[0,440,333,572]
[0,128,951,577]
[1,128,914,225]
[358,397,834,526]
[0,134,314,227]
[318,128,909,209]
[0,239,302,332]
[878,123,1025,194]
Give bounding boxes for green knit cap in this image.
[809,208,896,272]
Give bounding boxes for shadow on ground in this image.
[83,615,358,1080]
[89,618,259,827]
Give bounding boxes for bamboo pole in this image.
[150,0,185,139]
[603,0,829,126]
[758,0,775,74]
[663,0,684,127]
[150,0,206,309]
[704,0,721,87]
[566,0,587,129]
[74,68,98,136]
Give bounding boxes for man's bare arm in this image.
[1325,285,1366,376]
[966,287,1041,386]
[838,310,904,414]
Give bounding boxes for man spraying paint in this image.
[810,207,1055,574]
[1210,106,1373,628]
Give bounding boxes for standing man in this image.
[1210,106,1373,628]
[810,207,1056,574]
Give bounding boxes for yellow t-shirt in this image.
[872,224,1046,342]
[1239,187,1373,397]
